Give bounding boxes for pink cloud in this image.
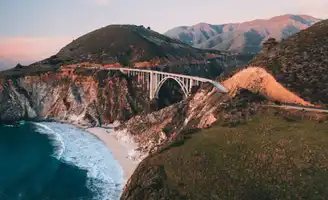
[0,36,74,65]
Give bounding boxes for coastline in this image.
[86,125,141,182]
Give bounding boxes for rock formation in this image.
[0,66,149,125]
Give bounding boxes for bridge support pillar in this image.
[149,72,157,100]
[189,79,194,92]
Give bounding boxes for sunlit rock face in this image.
[0,67,150,126]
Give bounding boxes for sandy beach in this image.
[86,126,141,182]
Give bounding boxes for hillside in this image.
[122,108,328,200]
[4,24,253,79]
[120,86,328,200]
[165,14,320,54]
[119,16,328,200]
[249,19,328,105]
[55,25,209,66]
[38,24,240,68]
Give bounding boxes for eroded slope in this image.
[222,67,315,107]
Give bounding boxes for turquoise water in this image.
[0,122,124,200]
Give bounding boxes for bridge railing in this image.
[93,67,229,93]
[100,67,215,83]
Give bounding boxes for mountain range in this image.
[165,14,321,54]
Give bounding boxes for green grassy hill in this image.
[122,104,328,200]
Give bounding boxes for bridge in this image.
[96,67,229,99]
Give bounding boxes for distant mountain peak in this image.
[165,14,321,54]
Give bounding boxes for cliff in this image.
[115,82,267,162]
[0,66,149,125]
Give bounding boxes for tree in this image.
[263,37,278,50]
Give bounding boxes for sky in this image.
[0,0,327,66]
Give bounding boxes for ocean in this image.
[0,122,124,200]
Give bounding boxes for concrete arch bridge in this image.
[102,68,228,100]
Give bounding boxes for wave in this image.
[32,122,65,159]
[32,122,124,200]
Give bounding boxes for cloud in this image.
[0,36,74,65]
[92,0,110,5]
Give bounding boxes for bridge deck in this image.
[97,67,229,93]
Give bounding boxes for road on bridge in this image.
[263,104,328,113]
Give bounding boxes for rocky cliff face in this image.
[115,81,268,161]
[0,66,149,125]
[116,84,222,155]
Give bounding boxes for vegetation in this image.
[262,37,278,50]
[59,76,70,84]
[250,19,328,105]
[55,24,207,65]
[0,64,59,79]
[122,109,328,200]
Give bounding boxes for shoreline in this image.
[86,126,140,182]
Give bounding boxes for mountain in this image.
[165,14,321,54]
[0,58,17,71]
[7,24,253,79]
[43,24,241,68]
[249,19,328,105]
[54,24,207,66]
[0,24,253,123]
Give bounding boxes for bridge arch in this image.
[154,77,188,99]
[98,67,229,101]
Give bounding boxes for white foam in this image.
[32,122,65,158]
[33,122,124,200]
